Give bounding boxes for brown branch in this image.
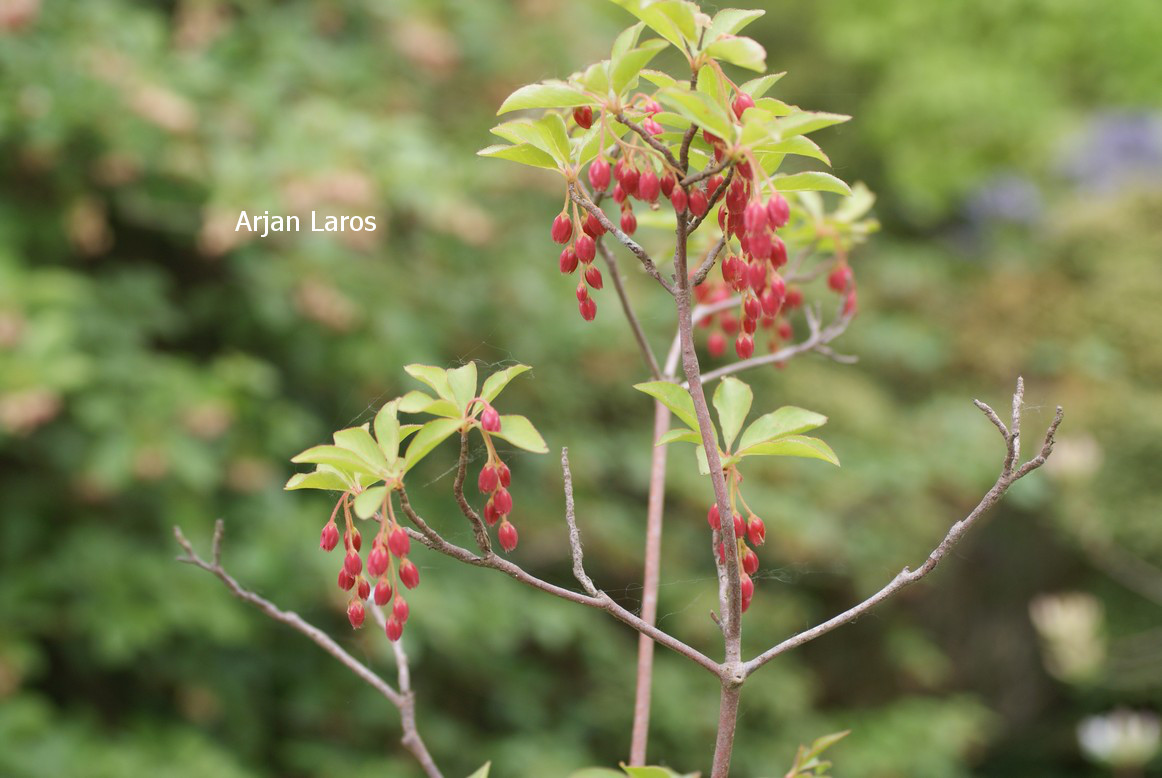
[597,239,663,379]
[569,183,674,294]
[173,521,443,778]
[681,157,732,189]
[452,431,493,554]
[692,236,729,287]
[617,112,682,172]
[743,380,1064,677]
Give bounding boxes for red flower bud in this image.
[742,547,760,576]
[559,246,579,274]
[735,334,755,359]
[484,498,500,526]
[492,487,513,516]
[688,189,708,217]
[346,529,361,552]
[576,281,589,302]
[613,183,627,204]
[579,297,597,321]
[726,181,748,214]
[670,187,688,213]
[347,599,365,629]
[374,578,393,606]
[733,512,746,539]
[498,520,519,553]
[393,596,410,624]
[707,175,725,197]
[744,297,762,321]
[551,213,573,244]
[720,313,740,335]
[828,264,853,293]
[399,559,420,590]
[732,92,755,119]
[584,265,604,290]
[703,129,721,146]
[747,260,767,292]
[638,170,660,202]
[708,331,727,357]
[743,316,758,334]
[784,287,803,309]
[338,568,355,591]
[583,211,606,238]
[368,545,390,577]
[357,577,371,600]
[620,208,637,235]
[643,117,663,136]
[478,465,499,494]
[777,320,793,340]
[740,573,755,602]
[621,167,640,198]
[481,405,501,432]
[767,193,790,228]
[769,235,787,267]
[385,617,404,642]
[320,523,339,552]
[497,461,511,487]
[744,200,767,234]
[575,234,596,263]
[660,174,676,198]
[344,550,362,576]
[747,515,766,546]
[588,158,611,192]
[573,105,594,129]
[388,527,411,558]
[707,504,721,530]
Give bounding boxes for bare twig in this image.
[569,183,674,294]
[743,382,1064,677]
[617,112,682,172]
[597,238,663,379]
[692,236,729,287]
[681,157,732,189]
[452,431,494,554]
[561,447,599,597]
[173,521,443,778]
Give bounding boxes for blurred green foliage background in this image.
[2,1,1161,776]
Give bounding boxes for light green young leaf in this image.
[773,111,851,138]
[497,82,596,114]
[633,381,700,432]
[567,770,624,778]
[374,400,402,464]
[707,8,765,39]
[353,486,387,520]
[833,182,875,222]
[608,0,697,51]
[284,470,350,492]
[803,729,851,762]
[580,61,612,94]
[491,414,549,454]
[763,135,831,166]
[705,36,767,71]
[754,96,793,116]
[334,426,389,472]
[739,72,786,98]
[797,191,825,222]
[696,64,724,105]
[639,69,678,90]
[405,364,454,401]
[611,21,646,60]
[477,143,560,171]
[656,428,702,446]
[490,117,568,165]
[481,364,532,403]
[403,418,462,473]
[447,363,478,414]
[538,113,572,164]
[772,171,852,196]
[696,444,710,475]
[738,406,828,451]
[621,767,695,778]
[398,390,460,418]
[291,445,378,475]
[712,376,753,451]
[611,39,669,94]
[738,435,839,466]
[657,87,734,142]
[466,762,491,778]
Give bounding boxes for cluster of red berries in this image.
[474,399,519,552]
[707,503,766,613]
[319,503,418,642]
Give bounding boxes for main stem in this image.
[673,213,746,777]
[629,401,672,765]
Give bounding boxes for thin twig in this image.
[743,385,1064,676]
[617,112,682,172]
[451,431,494,554]
[561,447,599,597]
[692,236,729,287]
[173,521,443,778]
[597,239,663,379]
[569,183,674,294]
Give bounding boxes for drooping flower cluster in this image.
[707,497,766,613]
[474,399,520,553]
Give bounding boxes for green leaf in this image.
[608,0,697,51]
[334,426,389,472]
[621,764,696,777]
[773,171,852,196]
[611,39,669,94]
[639,69,678,90]
[580,61,612,94]
[633,381,700,432]
[491,414,548,454]
[284,470,350,492]
[611,21,646,60]
[374,400,402,464]
[764,135,830,166]
[696,64,724,105]
[447,362,478,414]
[466,762,491,778]
[353,486,387,519]
[773,111,851,138]
[738,406,828,450]
[657,87,734,142]
[705,36,766,71]
[291,445,378,475]
[497,82,595,114]
[712,376,752,452]
[477,143,560,171]
[568,770,624,778]
[708,8,765,39]
[833,181,875,222]
[403,418,462,473]
[738,435,839,466]
[481,364,532,403]
[398,390,460,418]
[656,428,702,446]
[490,117,568,164]
[803,730,851,762]
[740,72,786,99]
[754,96,793,116]
[539,112,572,164]
[405,364,455,401]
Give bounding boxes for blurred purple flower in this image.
[1060,112,1162,193]
[964,174,1043,227]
